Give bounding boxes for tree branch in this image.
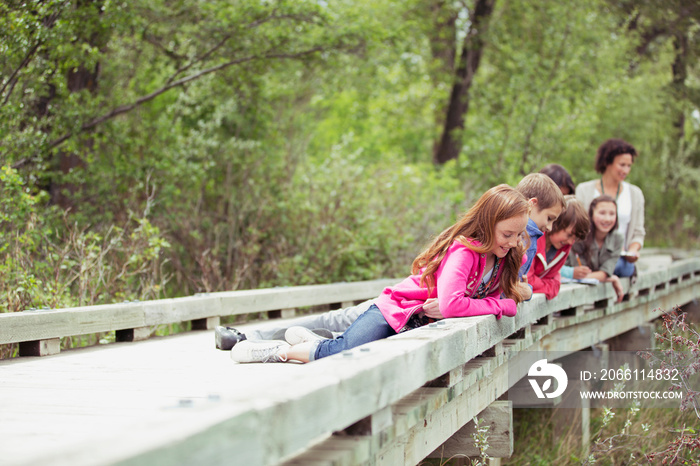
[165,32,235,85]
[1,6,65,105]
[166,11,319,85]
[44,47,325,152]
[1,42,42,105]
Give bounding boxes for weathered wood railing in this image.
[0,278,398,356]
[1,252,699,465]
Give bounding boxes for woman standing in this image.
[575,138,645,277]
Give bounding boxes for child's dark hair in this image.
[595,138,638,174]
[539,164,575,194]
[582,195,618,265]
[515,173,566,211]
[551,195,589,241]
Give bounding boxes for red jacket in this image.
[526,233,572,300]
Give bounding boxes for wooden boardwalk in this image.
[1,320,322,465]
[1,253,699,466]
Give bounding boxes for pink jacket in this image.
[375,240,517,332]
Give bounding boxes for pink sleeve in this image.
[437,247,516,319]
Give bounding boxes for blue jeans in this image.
[312,304,396,361]
[614,257,636,277]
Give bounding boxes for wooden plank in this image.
[428,401,513,459]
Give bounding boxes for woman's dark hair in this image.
[539,164,575,194]
[582,195,618,266]
[595,138,638,174]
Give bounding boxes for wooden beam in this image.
[19,338,60,357]
[191,316,220,331]
[115,327,152,342]
[428,401,513,459]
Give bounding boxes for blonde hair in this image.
[516,173,566,211]
[412,184,529,303]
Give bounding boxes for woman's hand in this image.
[422,298,444,319]
[573,266,592,279]
[623,244,641,263]
[622,251,640,263]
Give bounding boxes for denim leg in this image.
[246,299,374,340]
[613,257,636,277]
[313,304,396,360]
[311,299,373,332]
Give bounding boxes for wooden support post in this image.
[507,325,531,341]
[428,401,513,460]
[268,308,296,319]
[482,342,504,358]
[425,366,465,388]
[115,327,152,342]
[280,308,296,319]
[654,282,668,293]
[340,406,393,437]
[19,338,60,357]
[191,316,220,331]
[594,298,610,310]
[560,305,585,317]
[551,380,590,457]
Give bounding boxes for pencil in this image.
[576,253,582,267]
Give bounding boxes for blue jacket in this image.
[520,218,543,278]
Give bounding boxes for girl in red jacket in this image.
[527,196,589,300]
[232,185,531,364]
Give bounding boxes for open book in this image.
[561,277,600,285]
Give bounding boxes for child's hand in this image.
[517,282,532,300]
[608,275,624,302]
[422,298,444,319]
[573,266,592,279]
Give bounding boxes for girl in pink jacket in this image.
[232,185,531,364]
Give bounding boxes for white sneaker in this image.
[230,340,290,363]
[284,326,330,345]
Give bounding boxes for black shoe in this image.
[215,326,247,350]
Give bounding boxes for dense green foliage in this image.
[1,0,699,311]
